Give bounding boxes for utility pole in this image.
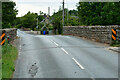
[36,18,38,30]
[66,3,68,25]
[63,0,64,27]
[48,7,50,16]
[37,18,38,27]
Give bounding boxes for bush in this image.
[110,41,120,47]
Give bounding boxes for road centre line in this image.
[61,48,69,55]
[48,39,85,70]
[50,40,59,46]
[72,58,85,70]
[51,39,70,55]
[53,42,59,46]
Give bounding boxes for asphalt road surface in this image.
[14,30,118,79]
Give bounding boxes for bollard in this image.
[112,29,117,41]
[1,30,6,46]
[7,36,10,44]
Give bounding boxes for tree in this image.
[38,11,45,22]
[52,16,62,34]
[2,1,18,28]
[77,2,120,25]
[50,9,63,34]
[69,10,78,16]
[20,12,38,30]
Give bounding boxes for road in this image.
[14,30,118,79]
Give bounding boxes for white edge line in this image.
[61,48,69,55]
[72,58,84,70]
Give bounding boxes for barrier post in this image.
[1,30,6,46]
[112,29,117,41]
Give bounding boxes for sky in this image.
[12,0,79,17]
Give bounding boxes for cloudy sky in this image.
[12,0,79,17]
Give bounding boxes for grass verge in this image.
[0,55,2,80]
[110,41,120,47]
[2,43,18,78]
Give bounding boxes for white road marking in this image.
[50,39,59,46]
[61,48,69,55]
[19,45,22,55]
[53,42,59,46]
[50,39,53,42]
[50,39,70,55]
[19,52,21,55]
[72,58,84,70]
[66,36,70,38]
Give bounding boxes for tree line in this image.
[15,11,46,31]
[2,1,18,29]
[77,2,120,25]
[2,1,120,31]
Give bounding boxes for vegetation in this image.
[0,47,2,79]
[50,2,120,34]
[50,9,63,34]
[2,1,120,31]
[2,1,18,29]
[16,12,38,30]
[1,1,119,79]
[77,2,120,25]
[111,41,120,47]
[50,8,79,34]
[15,11,46,31]
[2,43,18,78]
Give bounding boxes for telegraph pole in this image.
[63,0,64,27]
[48,7,50,16]
[67,3,68,25]
[36,17,38,30]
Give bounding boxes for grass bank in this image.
[0,52,2,80]
[2,43,18,78]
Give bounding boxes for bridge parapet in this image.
[63,25,119,44]
[0,28,17,44]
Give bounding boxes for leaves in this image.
[2,1,18,28]
[15,11,46,30]
[77,2,120,25]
